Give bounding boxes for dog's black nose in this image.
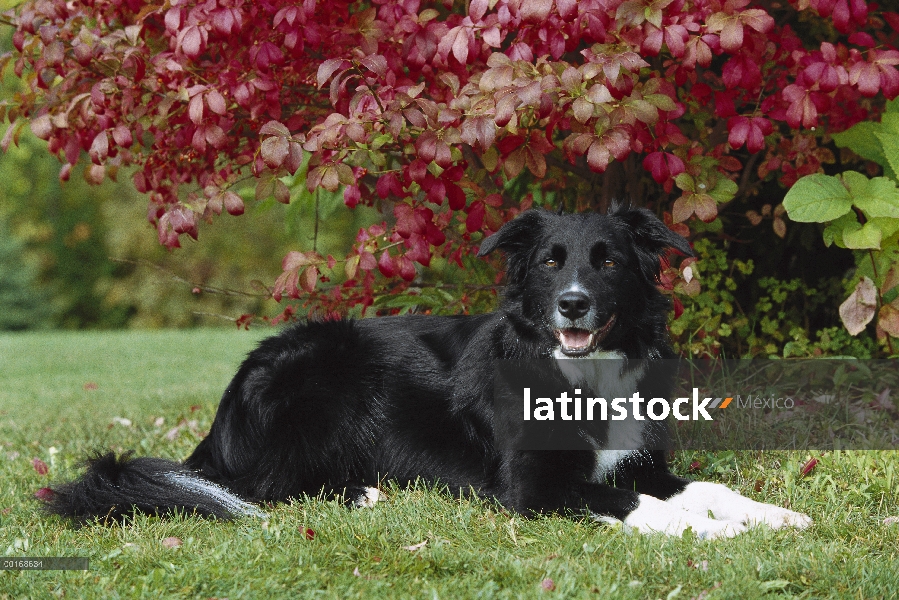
[557,291,591,320]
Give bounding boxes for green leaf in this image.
[882,113,899,135]
[840,172,899,218]
[842,221,882,249]
[822,212,859,248]
[709,178,738,203]
[876,132,899,182]
[833,122,887,167]
[783,174,854,223]
[644,93,677,112]
[870,216,899,239]
[674,173,695,192]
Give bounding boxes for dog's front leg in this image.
[499,454,745,539]
[607,451,810,532]
[664,481,812,530]
[574,482,747,539]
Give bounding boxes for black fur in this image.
[47,205,696,523]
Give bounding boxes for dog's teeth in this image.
[560,329,592,349]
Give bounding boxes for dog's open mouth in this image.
[554,315,617,357]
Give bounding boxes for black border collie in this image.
[48,206,810,537]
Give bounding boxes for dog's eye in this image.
[603,259,616,267]
[544,259,558,267]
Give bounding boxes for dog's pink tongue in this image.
[560,329,591,349]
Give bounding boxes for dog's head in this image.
[478,205,693,356]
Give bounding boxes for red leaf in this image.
[521,0,554,23]
[261,136,289,168]
[164,7,181,31]
[446,182,466,210]
[34,487,55,502]
[344,185,361,208]
[849,61,881,97]
[470,0,489,20]
[85,164,106,185]
[359,55,387,79]
[300,266,319,292]
[586,140,611,172]
[800,457,818,477]
[274,180,291,204]
[466,201,485,232]
[643,152,684,184]
[259,121,291,138]
[378,251,396,277]
[206,89,227,115]
[832,0,850,32]
[720,19,744,53]
[30,115,52,140]
[359,251,377,271]
[302,527,315,540]
[32,458,48,475]
[181,26,202,58]
[112,125,132,147]
[89,131,108,165]
[317,58,349,88]
[188,94,204,125]
[223,191,244,215]
[398,256,416,281]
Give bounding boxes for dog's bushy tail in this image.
[45,452,265,523]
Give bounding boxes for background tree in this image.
[2,0,898,354]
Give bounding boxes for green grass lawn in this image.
[0,329,897,599]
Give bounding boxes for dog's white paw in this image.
[730,502,812,529]
[353,487,386,508]
[666,482,812,530]
[615,494,747,539]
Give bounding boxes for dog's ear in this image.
[478,210,546,282]
[615,206,694,258]
[614,206,694,285]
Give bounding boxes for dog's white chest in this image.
[552,349,645,479]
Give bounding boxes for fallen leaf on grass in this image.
[301,527,315,540]
[32,458,48,475]
[542,578,555,591]
[161,537,182,549]
[34,487,54,501]
[83,382,98,391]
[800,457,818,477]
[402,540,427,551]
